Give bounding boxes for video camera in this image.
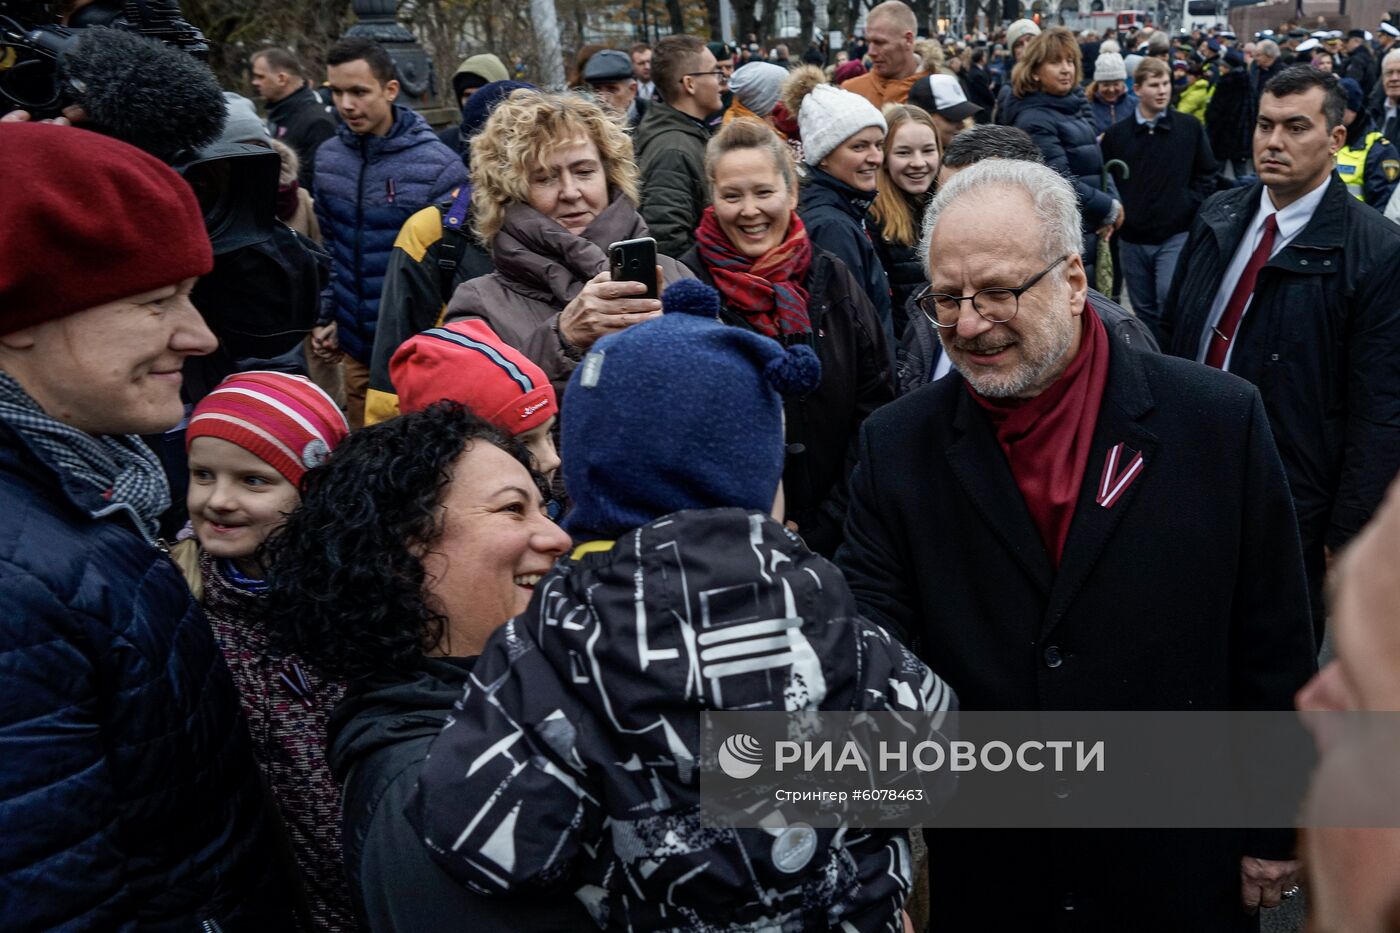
[1,0,327,392]
[0,0,206,118]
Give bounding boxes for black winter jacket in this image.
[798,168,896,346]
[0,421,294,931]
[412,509,955,932]
[1000,89,1116,257]
[634,100,710,256]
[1099,108,1219,244]
[871,203,929,336]
[681,245,895,556]
[327,657,592,931]
[896,290,1160,395]
[266,85,337,189]
[1206,68,1253,163]
[1158,175,1400,632]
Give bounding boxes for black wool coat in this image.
[1157,175,1400,638]
[836,336,1317,931]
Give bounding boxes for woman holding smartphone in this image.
[679,118,893,557]
[444,90,692,396]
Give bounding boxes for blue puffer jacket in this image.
[313,106,468,362]
[0,421,294,931]
[1001,89,1117,256]
[1088,90,1138,134]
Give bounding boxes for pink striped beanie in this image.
[187,371,349,486]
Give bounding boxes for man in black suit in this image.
[1158,67,1400,647]
[836,158,1317,932]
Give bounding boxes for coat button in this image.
[1044,645,1064,668]
[1300,259,1308,265]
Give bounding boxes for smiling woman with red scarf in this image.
[680,118,894,556]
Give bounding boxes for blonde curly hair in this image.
[470,89,640,248]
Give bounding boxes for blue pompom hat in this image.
[561,279,821,539]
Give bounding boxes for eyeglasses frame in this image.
[915,254,1071,329]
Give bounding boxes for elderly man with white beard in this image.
[835,158,1317,932]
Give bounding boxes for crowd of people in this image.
[4,2,1400,931]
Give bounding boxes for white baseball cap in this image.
[909,73,982,122]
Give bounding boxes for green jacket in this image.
[634,100,710,257]
[1176,80,1213,125]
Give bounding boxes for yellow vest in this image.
[1336,131,1386,199]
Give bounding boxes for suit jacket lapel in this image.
[946,384,1055,596]
[1040,344,1159,640]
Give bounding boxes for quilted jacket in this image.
[1000,89,1118,258]
[313,105,467,362]
[0,421,293,931]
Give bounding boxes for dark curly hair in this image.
[260,402,535,680]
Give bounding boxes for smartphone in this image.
[608,236,659,300]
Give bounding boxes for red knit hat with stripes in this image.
[390,321,557,434]
[186,371,349,486]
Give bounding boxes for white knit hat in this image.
[1006,18,1041,51]
[1093,52,1127,82]
[730,61,789,117]
[797,84,887,167]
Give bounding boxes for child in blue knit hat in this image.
[412,281,956,932]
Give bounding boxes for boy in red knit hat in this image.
[390,320,561,481]
[172,370,355,931]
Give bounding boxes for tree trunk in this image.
[705,0,725,39]
[799,0,816,47]
[733,0,761,41]
[665,0,687,33]
[760,0,778,44]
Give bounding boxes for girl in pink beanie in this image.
[170,370,356,931]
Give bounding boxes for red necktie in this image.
[1205,213,1279,369]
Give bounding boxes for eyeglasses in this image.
[686,69,729,82]
[915,255,1069,328]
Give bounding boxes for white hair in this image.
[1384,48,1400,70]
[1256,39,1281,58]
[919,158,1081,270]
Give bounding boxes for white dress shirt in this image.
[1197,178,1331,370]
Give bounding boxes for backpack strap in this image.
[437,185,474,304]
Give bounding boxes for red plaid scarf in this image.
[695,206,814,338]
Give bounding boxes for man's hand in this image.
[1241,856,1302,913]
[558,268,663,350]
[1,105,86,125]
[310,322,342,363]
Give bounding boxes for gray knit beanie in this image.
[729,61,788,117]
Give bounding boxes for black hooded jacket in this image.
[327,657,592,931]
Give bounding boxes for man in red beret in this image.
[0,123,296,930]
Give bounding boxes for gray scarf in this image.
[0,372,171,541]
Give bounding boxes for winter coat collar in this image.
[326,655,477,783]
[1002,87,1091,123]
[268,84,323,122]
[332,104,439,155]
[490,190,649,305]
[1200,174,1348,261]
[634,99,710,151]
[801,168,875,221]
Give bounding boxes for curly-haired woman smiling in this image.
[261,403,580,931]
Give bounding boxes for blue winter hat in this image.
[460,80,534,149]
[561,279,822,539]
[1339,77,1365,113]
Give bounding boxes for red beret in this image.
[0,123,213,334]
